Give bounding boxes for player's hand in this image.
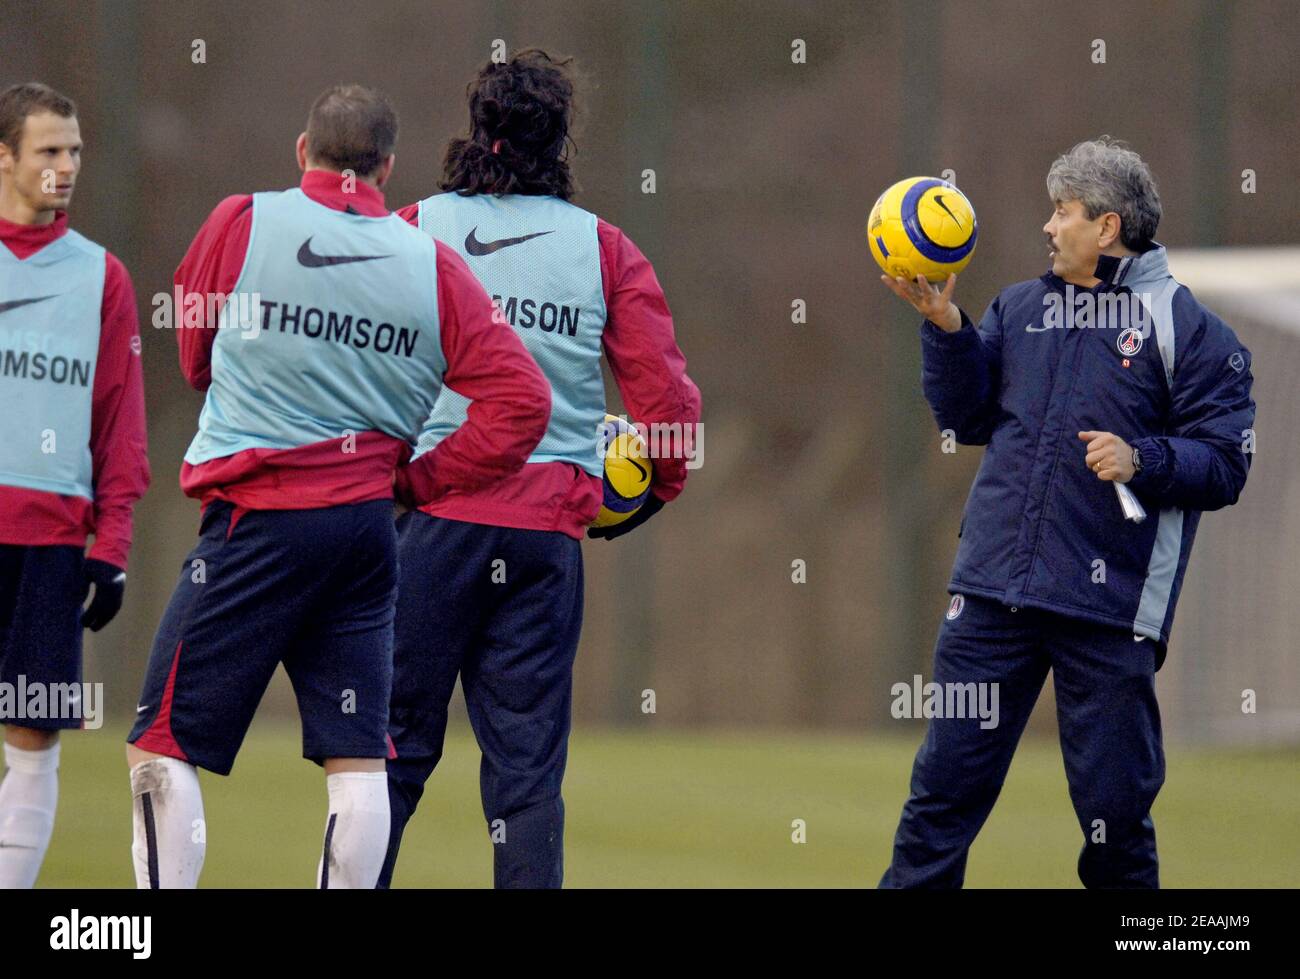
[881,273,961,332]
[82,558,126,631]
[588,495,665,541]
[1078,431,1135,483]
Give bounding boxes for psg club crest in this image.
[1117,327,1144,357]
[946,594,965,620]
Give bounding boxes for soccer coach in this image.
[878,137,1255,888]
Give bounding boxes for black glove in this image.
[82,558,126,631]
[587,495,665,541]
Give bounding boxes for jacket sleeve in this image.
[174,194,254,391]
[394,241,551,506]
[919,295,1003,446]
[598,220,701,502]
[1127,297,1255,511]
[87,253,151,570]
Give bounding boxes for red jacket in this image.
[395,203,701,539]
[175,171,550,512]
[0,212,149,570]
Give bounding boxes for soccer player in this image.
[124,85,550,888]
[878,137,1255,888]
[379,49,701,888]
[0,83,149,888]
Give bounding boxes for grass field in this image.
[39,722,1300,888]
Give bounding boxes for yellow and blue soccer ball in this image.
[591,414,653,528]
[867,176,978,283]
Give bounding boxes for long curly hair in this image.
[440,48,578,200]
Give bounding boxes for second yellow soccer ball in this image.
[867,177,978,283]
[590,414,653,528]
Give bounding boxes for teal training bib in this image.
[416,193,607,475]
[186,189,446,465]
[0,230,105,499]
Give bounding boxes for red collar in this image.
[300,170,389,217]
[0,210,70,260]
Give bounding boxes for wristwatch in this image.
[1132,446,1143,474]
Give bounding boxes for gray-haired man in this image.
[878,137,1255,888]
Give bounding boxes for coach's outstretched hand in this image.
[881,273,962,333]
[588,495,666,541]
[82,558,126,632]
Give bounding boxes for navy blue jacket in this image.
[922,245,1255,645]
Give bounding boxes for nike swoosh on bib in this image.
[0,294,59,315]
[464,227,554,256]
[297,237,393,268]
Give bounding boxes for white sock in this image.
[0,741,60,888]
[317,771,390,888]
[129,757,205,889]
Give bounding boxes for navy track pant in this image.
[879,593,1165,889]
[379,513,583,889]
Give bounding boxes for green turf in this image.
[39,722,1300,887]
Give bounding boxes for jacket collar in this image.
[1044,241,1170,294]
[1095,241,1168,289]
[0,210,70,259]
[299,169,388,217]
